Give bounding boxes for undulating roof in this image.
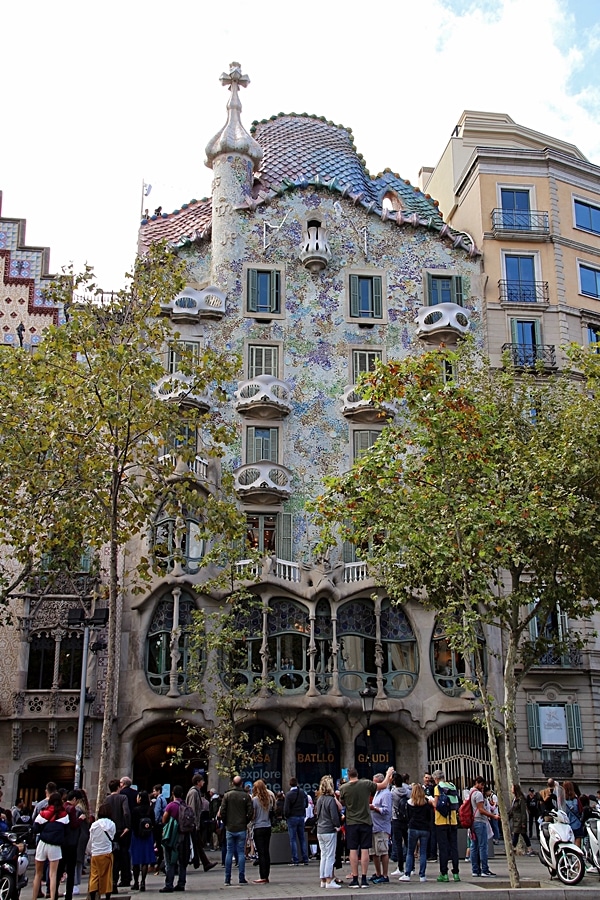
[139,114,479,257]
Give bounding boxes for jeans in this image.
[471,820,490,875]
[286,816,308,865]
[404,828,429,879]
[391,820,404,868]
[164,838,188,889]
[318,833,337,881]
[436,824,459,876]
[225,831,247,884]
[253,827,272,881]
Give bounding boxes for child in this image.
[86,804,116,900]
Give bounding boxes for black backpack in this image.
[178,801,196,834]
[139,816,153,838]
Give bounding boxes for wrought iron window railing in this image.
[498,280,549,303]
[501,343,556,368]
[492,209,550,234]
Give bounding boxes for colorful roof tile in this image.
[139,114,479,257]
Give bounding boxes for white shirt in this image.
[87,818,116,856]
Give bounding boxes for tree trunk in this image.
[472,646,521,889]
[503,637,521,791]
[95,470,121,812]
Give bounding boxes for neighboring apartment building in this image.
[422,110,600,788]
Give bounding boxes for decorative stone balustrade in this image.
[233,461,293,503]
[154,372,211,412]
[234,374,291,418]
[343,561,369,583]
[158,453,208,481]
[161,286,226,320]
[415,302,471,345]
[341,386,394,423]
[299,224,332,273]
[13,690,80,717]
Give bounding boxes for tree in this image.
[313,340,600,888]
[0,244,242,808]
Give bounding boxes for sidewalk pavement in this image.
[99,848,600,900]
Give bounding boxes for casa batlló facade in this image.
[1,68,599,802]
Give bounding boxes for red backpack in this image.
[458,789,476,829]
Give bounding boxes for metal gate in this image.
[427,722,494,792]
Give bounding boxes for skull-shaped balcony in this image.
[341,386,395,423]
[233,461,293,504]
[154,372,211,413]
[161,286,226,321]
[415,302,471,346]
[299,220,332,273]
[233,375,291,419]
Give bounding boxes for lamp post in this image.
[68,607,109,789]
[360,684,377,776]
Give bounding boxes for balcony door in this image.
[501,188,531,229]
[505,255,536,302]
[510,318,541,366]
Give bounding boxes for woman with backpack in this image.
[131,791,156,891]
[32,792,70,900]
[508,785,535,855]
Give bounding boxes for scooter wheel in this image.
[556,848,585,885]
[0,872,16,900]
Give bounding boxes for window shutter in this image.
[270,270,280,313]
[265,346,277,376]
[533,318,542,347]
[453,276,464,307]
[528,602,539,641]
[350,275,360,317]
[248,269,258,312]
[246,426,257,464]
[372,277,383,318]
[276,513,293,561]
[566,703,583,750]
[526,703,542,750]
[427,272,435,305]
[510,318,519,343]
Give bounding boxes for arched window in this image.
[153,508,205,574]
[222,602,264,690]
[431,620,486,696]
[267,599,310,693]
[146,594,197,695]
[380,599,418,696]
[337,599,377,694]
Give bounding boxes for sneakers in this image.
[348,878,359,889]
[453,874,460,882]
[481,871,496,877]
[390,869,402,877]
[436,874,449,882]
[73,889,80,896]
[325,882,341,889]
[419,877,427,883]
[371,877,389,884]
[360,877,370,888]
[399,874,411,881]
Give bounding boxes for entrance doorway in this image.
[354,726,395,779]
[295,725,340,793]
[132,722,207,792]
[17,760,75,810]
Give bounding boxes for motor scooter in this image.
[582,813,600,876]
[538,809,585,885]
[0,830,29,900]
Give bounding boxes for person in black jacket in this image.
[284,778,309,866]
[399,783,431,883]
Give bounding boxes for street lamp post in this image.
[360,684,377,776]
[68,607,109,789]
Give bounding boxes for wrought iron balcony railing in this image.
[492,209,550,234]
[498,280,549,303]
[501,343,556,369]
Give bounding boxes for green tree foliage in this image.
[0,244,243,804]
[313,340,600,888]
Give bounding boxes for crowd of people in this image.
[4,770,600,895]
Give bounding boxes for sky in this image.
[2,0,600,290]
